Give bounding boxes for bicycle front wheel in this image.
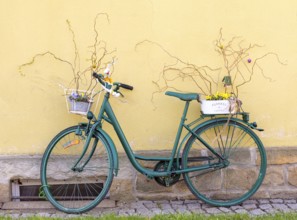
[182,119,266,207]
[40,126,114,214]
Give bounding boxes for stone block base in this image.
[1,147,297,205]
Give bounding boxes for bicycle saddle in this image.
[165,91,200,102]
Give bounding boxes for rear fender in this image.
[192,117,247,130]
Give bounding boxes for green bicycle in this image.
[40,72,267,214]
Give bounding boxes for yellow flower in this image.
[206,92,232,100]
[206,95,212,100]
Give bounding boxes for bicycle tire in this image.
[182,119,266,206]
[40,125,114,214]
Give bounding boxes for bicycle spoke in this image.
[212,124,224,155]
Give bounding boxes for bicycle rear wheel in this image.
[182,119,266,206]
[40,125,114,214]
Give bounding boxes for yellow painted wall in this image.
[0,0,296,154]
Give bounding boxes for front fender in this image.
[94,128,119,176]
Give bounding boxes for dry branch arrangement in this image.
[136,29,285,114]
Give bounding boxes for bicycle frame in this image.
[77,92,226,178]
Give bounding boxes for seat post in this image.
[167,100,190,171]
[175,101,190,148]
[181,101,190,123]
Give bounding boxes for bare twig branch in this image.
[19,51,74,76]
[136,39,221,101]
[137,29,285,104]
[19,13,116,99]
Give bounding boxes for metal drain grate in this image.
[11,179,104,201]
[11,179,42,201]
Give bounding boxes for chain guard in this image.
[153,161,181,187]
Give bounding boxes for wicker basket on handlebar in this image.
[64,89,100,115]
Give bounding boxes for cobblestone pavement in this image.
[1,199,297,218]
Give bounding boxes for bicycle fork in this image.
[71,121,100,172]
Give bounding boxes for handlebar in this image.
[92,72,133,93]
[118,83,133,91]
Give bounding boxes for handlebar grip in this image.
[93,72,105,86]
[119,83,133,91]
[92,72,101,79]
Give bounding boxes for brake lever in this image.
[118,91,124,97]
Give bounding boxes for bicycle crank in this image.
[153,161,181,187]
